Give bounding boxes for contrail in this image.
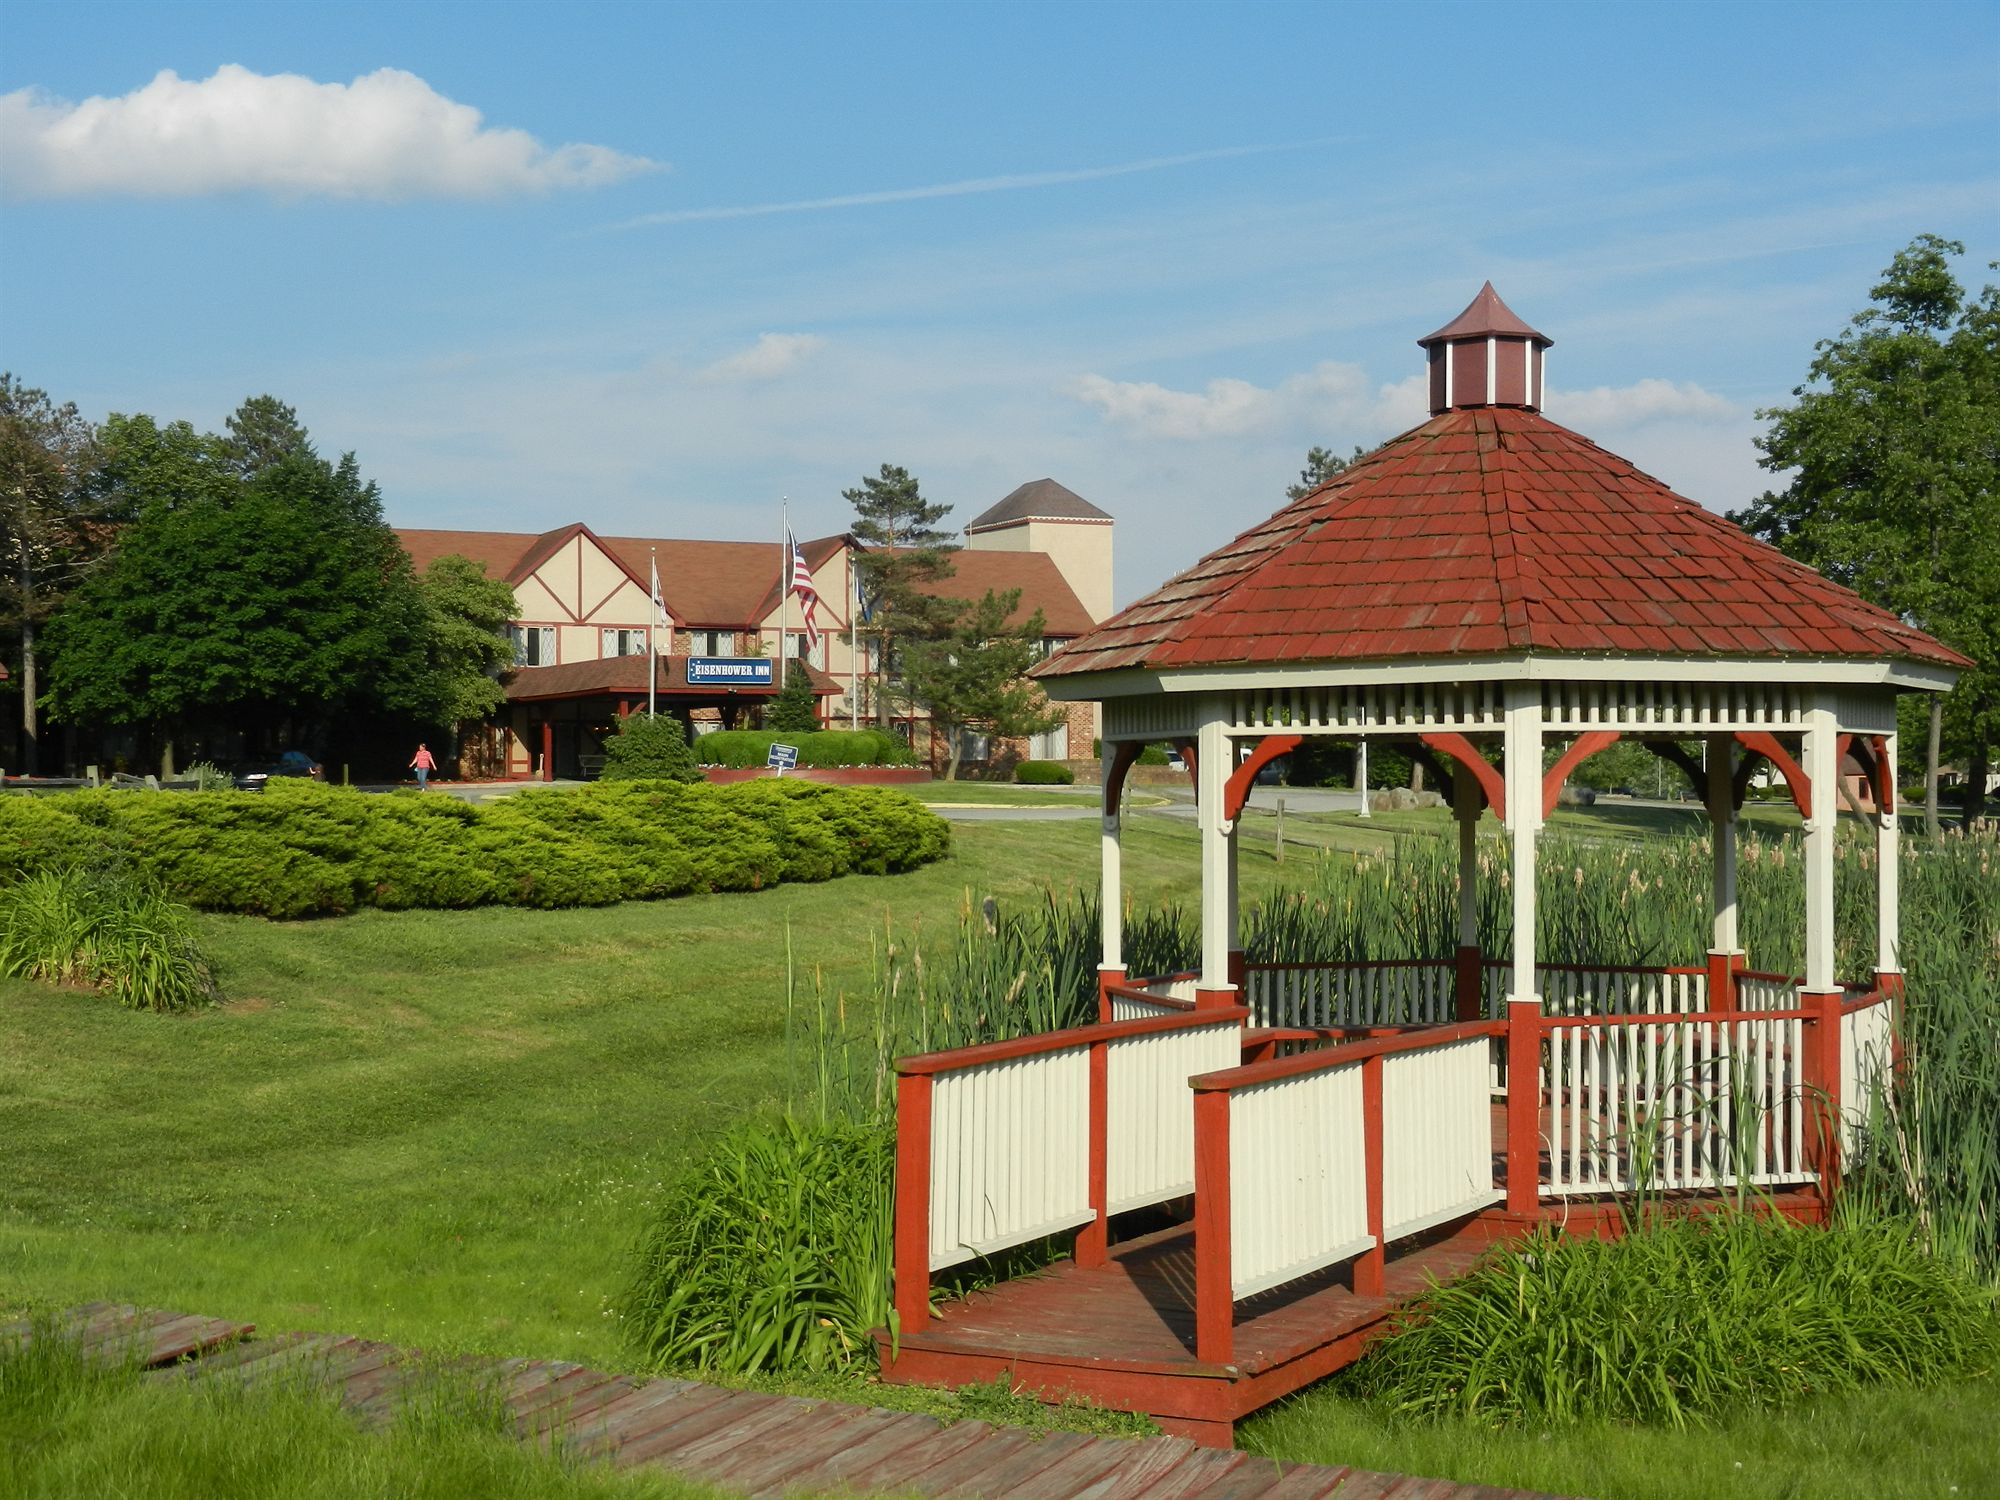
[602,140,1335,231]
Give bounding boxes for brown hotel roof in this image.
[394,526,1096,634]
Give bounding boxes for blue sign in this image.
[688,656,774,686]
[768,742,799,770]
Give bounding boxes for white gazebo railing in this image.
[892,1006,1246,1326]
[890,976,1901,1366]
[1243,960,1457,1029]
[1190,1022,1501,1361]
[1540,1010,1812,1195]
[1103,972,1199,1021]
[1840,989,1896,1151]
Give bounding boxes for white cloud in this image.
[1546,377,1737,429]
[0,65,658,199]
[1069,362,1426,441]
[702,332,826,383]
[1069,372,1271,438]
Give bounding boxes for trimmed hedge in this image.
[1013,760,1075,785]
[696,729,914,770]
[0,779,950,918]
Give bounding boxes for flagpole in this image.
[779,499,791,706]
[648,548,658,720]
[848,550,859,731]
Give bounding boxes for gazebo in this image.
[880,286,1968,1446]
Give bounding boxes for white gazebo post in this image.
[1706,733,1742,1012]
[1801,704,1840,996]
[1875,733,1901,994]
[1226,779,1245,995]
[1195,712,1236,1008]
[1800,698,1844,1195]
[1502,684,1543,1213]
[1452,764,1482,1021]
[1356,738,1371,818]
[1098,740,1126,1017]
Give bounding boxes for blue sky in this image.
[4,1,1996,607]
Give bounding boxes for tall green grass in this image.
[1850,828,2000,1280]
[0,865,217,1012]
[1337,1214,1997,1429]
[619,1117,895,1376]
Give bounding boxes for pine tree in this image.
[765,659,820,734]
[842,464,959,726]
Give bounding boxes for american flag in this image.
[787,531,821,654]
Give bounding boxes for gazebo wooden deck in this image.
[877,286,1967,1446]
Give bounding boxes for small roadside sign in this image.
[768,742,799,775]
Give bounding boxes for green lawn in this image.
[901,781,1096,805]
[1241,1380,2000,1500]
[0,811,1267,1364]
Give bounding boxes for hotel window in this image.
[955,728,992,764]
[783,631,827,670]
[690,629,735,656]
[509,625,556,667]
[600,628,649,658]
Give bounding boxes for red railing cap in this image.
[896,1006,1250,1077]
[1191,1019,1502,1092]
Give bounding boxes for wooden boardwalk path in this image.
[887,1217,1497,1448]
[5,1302,1565,1499]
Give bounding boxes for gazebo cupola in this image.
[1419,280,1552,414]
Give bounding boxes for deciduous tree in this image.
[415,553,517,734]
[898,588,1062,781]
[44,405,432,773]
[0,376,105,772]
[1733,235,1999,828]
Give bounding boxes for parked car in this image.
[1610,785,1637,798]
[234,752,322,791]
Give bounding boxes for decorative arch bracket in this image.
[1834,733,1896,818]
[1102,741,1144,817]
[1542,730,1621,818]
[1734,730,1812,821]
[1223,734,1302,822]
[1869,734,1895,815]
[1174,739,1199,804]
[1418,732,1505,822]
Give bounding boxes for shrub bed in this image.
[1012,760,1075,785]
[695,729,912,770]
[0,780,950,918]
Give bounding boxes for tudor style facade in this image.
[395,480,1113,779]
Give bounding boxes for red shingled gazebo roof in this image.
[1037,295,1967,682]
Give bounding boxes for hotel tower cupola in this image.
[1417,281,1552,416]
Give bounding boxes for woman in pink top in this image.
[410,743,437,790]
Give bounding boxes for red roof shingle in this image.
[1034,406,1968,680]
